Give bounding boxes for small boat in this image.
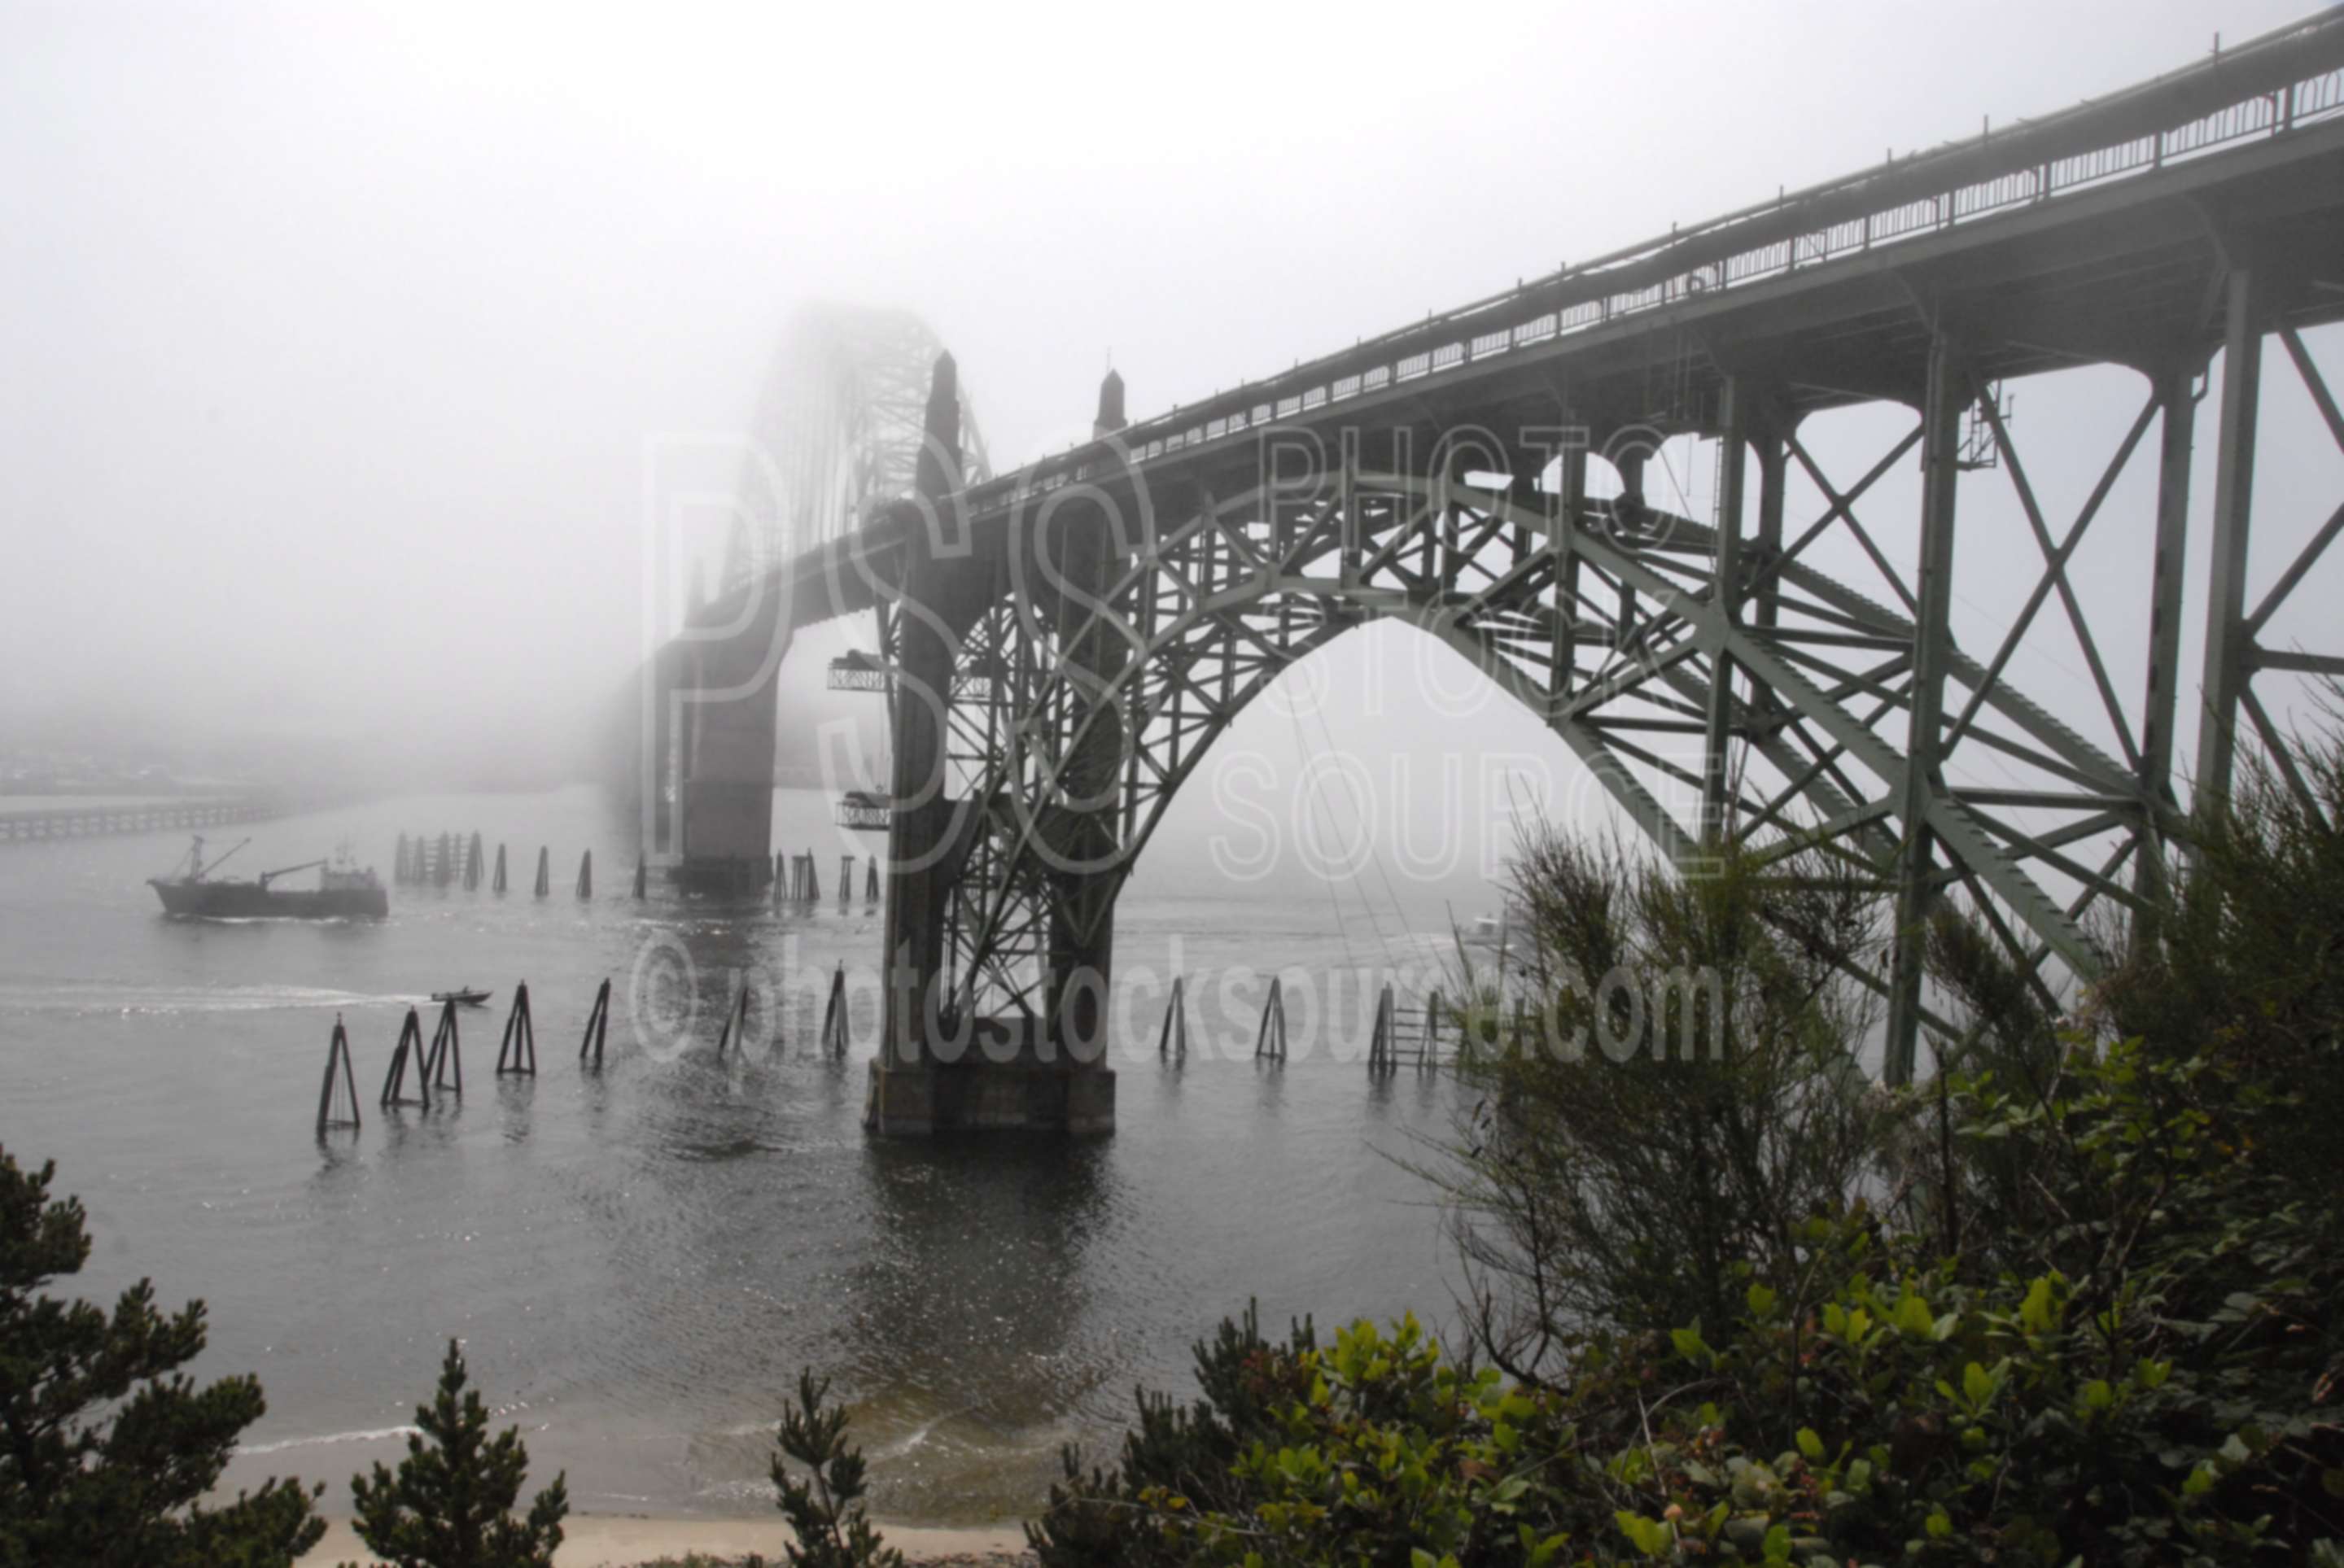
[1458,902,1528,968]
[1462,910,1512,951]
[431,987,492,1007]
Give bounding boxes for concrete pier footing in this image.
[864,1015,1114,1134]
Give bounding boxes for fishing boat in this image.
[148,837,388,920]
[430,987,492,1007]
[1462,908,1514,952]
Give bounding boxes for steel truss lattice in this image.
[918,332,2341,1073]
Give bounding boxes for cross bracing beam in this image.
[931,447,2145,1054]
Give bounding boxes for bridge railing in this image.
[937,11,2344,524]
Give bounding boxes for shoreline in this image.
[300,1513,1034,1566]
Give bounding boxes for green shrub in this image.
[1030,1023,2344,1564]
[0,1147,324,1568]
[1441,832,1891,1358]
[348,1339,568,1568]
[771,1369,901,1568]
[1029,728,2344,1564]
[1029,1302,1317,1567]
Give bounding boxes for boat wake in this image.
[0,980,405,1018]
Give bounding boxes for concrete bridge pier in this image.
[864,356,1118,1135]
[674,590,786,893]
[1040,370,1132,1085]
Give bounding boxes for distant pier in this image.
[0,794,274,843]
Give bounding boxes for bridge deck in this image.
[710,10,2344,642]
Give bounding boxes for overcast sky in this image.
[4,1,2337,910]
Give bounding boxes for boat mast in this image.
[193,837,250,880]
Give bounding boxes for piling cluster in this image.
[772,849,881,911]
[1140,977,1457,1072]
[313,967,855,1131]
[1366,985,1450,1076]
[391,832,636,902]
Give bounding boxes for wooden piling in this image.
[820,963,850,1056]
[575,850,592,899]
[381,1007,429,1107]
[1157,976,1187,1061]
[579,978,611,1068]
[1423,991,1443,1073]
[632,854,647,899]
[839,855,852,907]
[1369,983,1395,1076]
[425,998,463,1093]
[1254,976,1288,1061]
[317,1015,361,1130]
[496,982,537,1075]
[864,858,880,905]
[492,843,508,894]
[716,981,750,1056]
[463,832,483,890]
[802,850,819,903]
[534,846,550,898]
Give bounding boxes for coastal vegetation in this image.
[0,1147,326,1567]
[0,1142,910,1568]
[345,1340,569,1568]
[1023,730,2344,1564]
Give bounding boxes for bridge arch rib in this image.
[652,305,991,880]
[926,430,2165,1064]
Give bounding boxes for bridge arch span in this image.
[933,443,2148,1062]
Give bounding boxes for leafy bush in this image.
[1034,1201,2339,1563]
[0,1147,324,1568]
[772,1369,902,1568]
[1442,832,1890,1359]
[1030,1302,1318,1566]
[1029,727,2344,1564]
[348,1338,568,1568]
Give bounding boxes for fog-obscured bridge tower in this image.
[649,305,989,885]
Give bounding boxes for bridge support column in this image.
[676,591,785,893]
[1884,332,1965,1086]
[864,357,1117,1135]
[1744,421,1790,737]
[868,354,971,1134]
[1700,378,1751,845]
[2134,355,2201,913]
[1043,373,1134,1079]
[2193,264,2264,815]
[639,640,680,855]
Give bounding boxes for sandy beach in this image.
[300,1513,1034,1566]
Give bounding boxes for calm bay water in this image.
[0,787,1466,1523]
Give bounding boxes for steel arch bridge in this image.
[651,304,989,867]
[655,12,2344,1133]
[931,455,2133,1066]
[723,304,993,584]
